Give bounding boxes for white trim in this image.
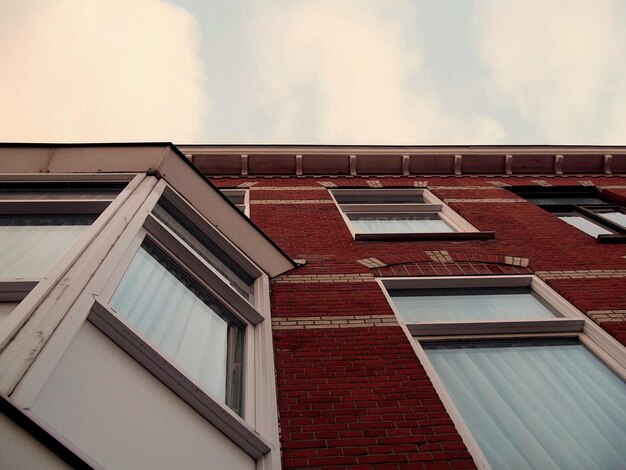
[407,319,583,336]
[88,300,271,460]
[220,188,250,217]
[0,173,147,357]
[329,188,480,239]
[161,186,262,279]
[0,174,157,395]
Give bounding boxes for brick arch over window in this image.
[359,251,533,277]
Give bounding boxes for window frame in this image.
[379,275,626,470]
[89,182,272,459]
[330,188,494,240]
[510,186,626,243]
[220,188,250,217]
[0,178,134,320]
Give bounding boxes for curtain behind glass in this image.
[0,216,93,278]
[110,245,243,414]
[391,289,554,322]
[600,211,626,229]
[152,203,254,301]
[349,215,453,234]
[426,340,626,470]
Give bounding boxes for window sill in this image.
[354,231,495,241]
[597,234,626,244]
[407,318,584,337]
[88,300,271,460]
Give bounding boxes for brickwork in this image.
[212,174,626,468]
[272,315,397,330]
[273,327,476,469]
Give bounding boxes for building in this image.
[1,143,625,469]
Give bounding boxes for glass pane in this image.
[220,190,245,206]
[0,182,124,199]
[391,288,554,322]
[558,215,612,237]
[527,196,610,206]
[0,216,94,278]
[599,211,626,229]
[110,244,244,415]
[426,340,626,470]
[349,214,453,233]
[153,202,254,301]
[334,192,424,204]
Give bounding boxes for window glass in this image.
[526,196,610,206]
[334,192,424,205]
[152,202,254,301]
[348,214,453,234]
[110,243,244,415]
[0,215,95,278]
[426,340,626,470]
[0,182,124,198]
[558,215,612,237]
[390,287,555,322]
[220,189,247,214]
[600,211,626,229]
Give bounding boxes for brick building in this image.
[1,144,625,469]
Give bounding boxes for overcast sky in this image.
[1,0,625,145]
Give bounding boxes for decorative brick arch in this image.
[358,251,533,277]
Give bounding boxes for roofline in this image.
[0,142,297,273]
[177,144,626,177]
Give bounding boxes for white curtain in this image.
[110,247,236,405]
[0,218,90,278]
[350,216,453,234]
[601,211,626,229]
[427,341,626,470]
[392,292,554,322]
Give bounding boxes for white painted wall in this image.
[30,322,255,470]
[0,412,69,470]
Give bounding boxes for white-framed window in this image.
[330,188,490,240]
[88,184,271,458]
[220,188,250,217]
[0,181,126,321]
[380,275,626,470]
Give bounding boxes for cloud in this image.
[474,0,626,144]
[246,0,505,144]
[0,0,210,143]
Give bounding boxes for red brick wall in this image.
[213,175,626,469]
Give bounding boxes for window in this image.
[330,188,493,240]
[88,187,271,457]
[381,276,626,470]
[152,199,255,301]
[0,215,96,278]
[220,188,250,216]
[0,182,125,316]
[109,242,245,414]
[510,186,626,242]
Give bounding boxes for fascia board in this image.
[156,147,296,278]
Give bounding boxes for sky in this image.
[0,0,625,145]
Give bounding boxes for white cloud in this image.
[474,0,626,143]
[246,0,505,144]
[0,0,210,143]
